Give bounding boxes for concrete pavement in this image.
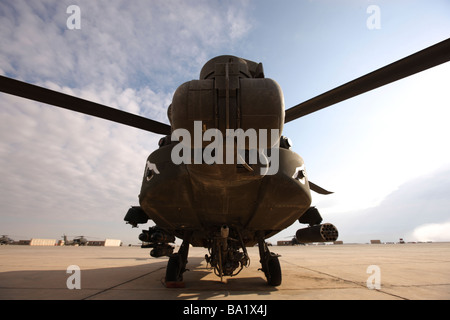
[0,243,449,300]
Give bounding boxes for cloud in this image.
[0,91,151,216]
[0,0,254,89]
[325,165,450,243]
[305,62,450,219]
[0,0,254,243]
[410,221,450,242]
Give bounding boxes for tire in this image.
[165,254,182,282]
[267,255,282,286]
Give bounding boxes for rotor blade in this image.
[0,75,171,135]
[309,181,333,195]
[285,38,450,123]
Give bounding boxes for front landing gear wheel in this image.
[266,253,282,286]
[258,236,282,286]
[165,253,183,282]
[164,231,192,288]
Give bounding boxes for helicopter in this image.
[61,234,89,246]
[0,235,14,245]
[0,38,449,286]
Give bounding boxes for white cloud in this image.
[227,5,253,40]
[0,0,254,244]
[307,62,450,217]
[411,221,450,242]
[0,91,155,220]
[312,165,450,243]
[0,0,254,89]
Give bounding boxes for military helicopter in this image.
[1,38,449,286]
[62,235,89,246]
[0,235,14,245]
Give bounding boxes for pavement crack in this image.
[81,266,166,300]
[281,260,409,300]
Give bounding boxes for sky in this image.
[1,0,450,246]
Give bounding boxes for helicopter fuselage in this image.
[139,141,312,247]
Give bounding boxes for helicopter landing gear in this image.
[258,237,282,286]
[164,232,192,288]
[205,226,250,283]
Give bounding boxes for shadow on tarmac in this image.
[0,256,277,300]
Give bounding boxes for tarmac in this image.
[0,242,449,300]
